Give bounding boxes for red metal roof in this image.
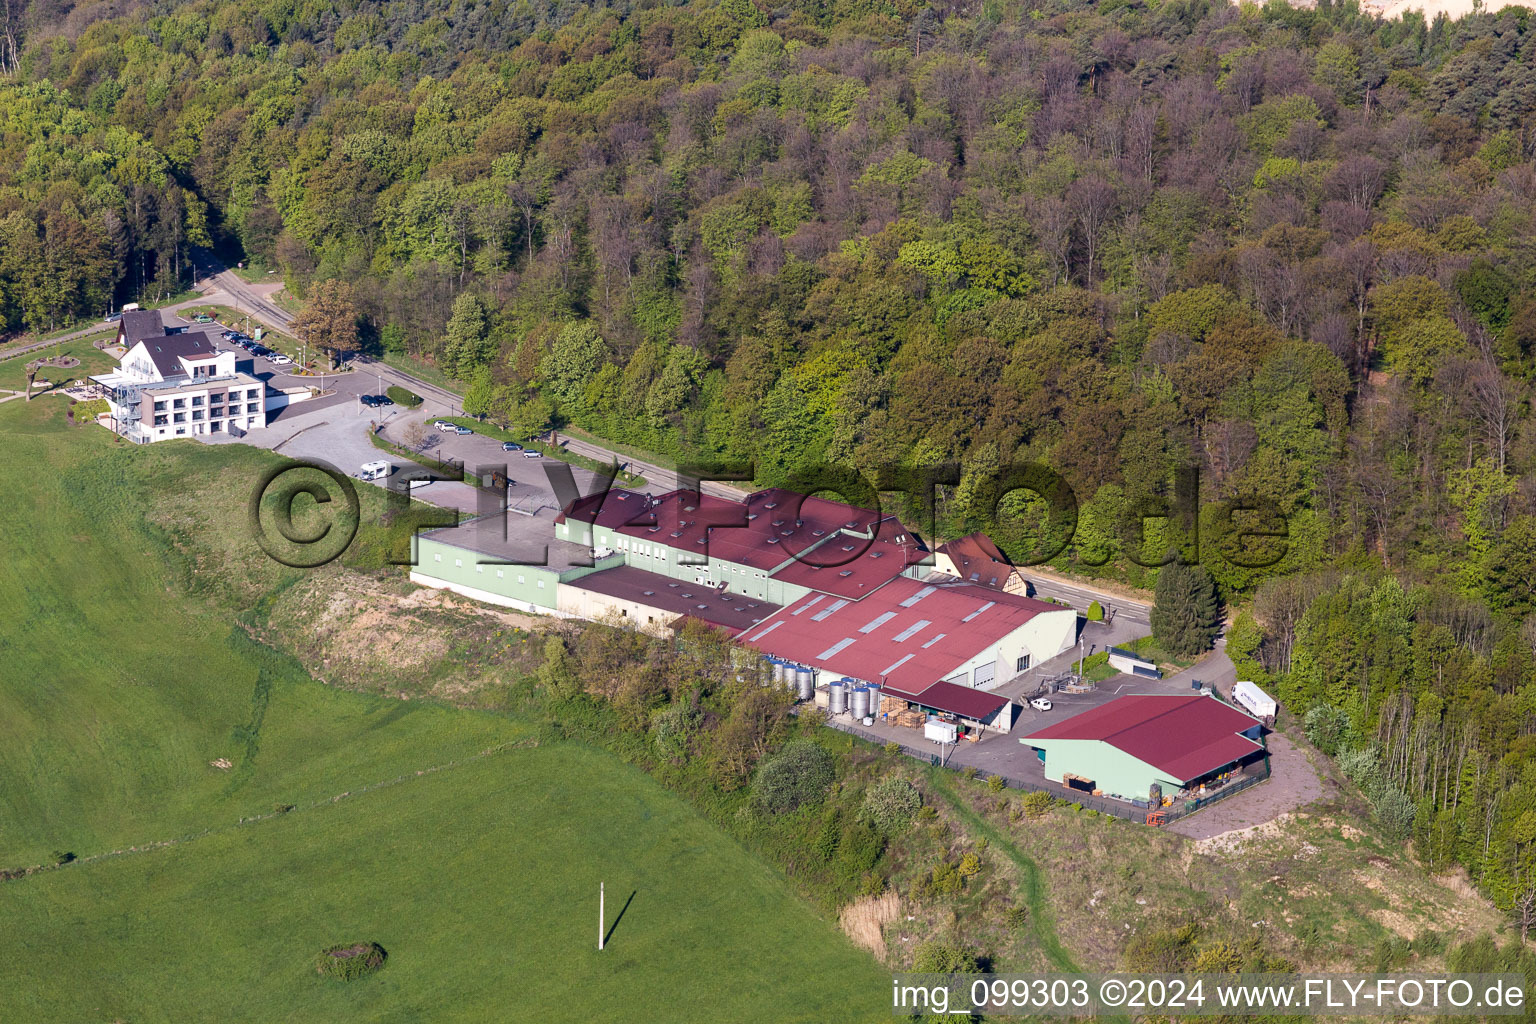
[738,576,1067,692]
[896,679,1010,721]
[569,564,781,631]
[1021,695,1263,783]
[560,486,926,586]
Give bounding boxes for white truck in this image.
[1232,680,1279,720]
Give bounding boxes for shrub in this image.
[883,741,901,755]
[913,941,978,973]
[986,774,1006,794]
[1124,924,1199,972]
[316,942,387,981]
[753,739,835,813]
[929,859,963,895]
[385,385,422,408]
[652,702,701,763]
[1004,905,1029,931]
[813,808,841,862]
[1337,744,1383,797]
[1087,599,1104,621]
[834,821,885,878]
[961,766,979,781]
[1021,790,1053,819]
[861,777,922,835]
[957,852,982,877]
[1373,786,1417,840]
[1302,705,1351,755]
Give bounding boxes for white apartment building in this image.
[92,321,269,443]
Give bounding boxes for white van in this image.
[359,460,391,482]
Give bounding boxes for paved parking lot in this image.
[197,363,611,525]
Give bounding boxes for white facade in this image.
[94,338,269,443]
[931,606,1076,690]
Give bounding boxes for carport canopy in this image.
[886,679,1010,721]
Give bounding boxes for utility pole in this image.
[598,882,605,951]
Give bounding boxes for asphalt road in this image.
[198,264,467,415]
[557,433,750,500]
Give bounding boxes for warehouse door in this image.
[973,661,996,687]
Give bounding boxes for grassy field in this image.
[0,336,116,391]
[0,399,887,1021]
[3,745,887,1022]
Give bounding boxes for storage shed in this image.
[1019,694,1266,803]
[1106,646,1161,678]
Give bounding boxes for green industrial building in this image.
[1020,694,1266,804]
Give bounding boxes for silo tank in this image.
[850,686,870,721]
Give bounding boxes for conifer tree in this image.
[1151,563,1221,657]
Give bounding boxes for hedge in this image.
[386,385,422,408]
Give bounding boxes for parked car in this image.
[359,395,379,408]
[375,394,393,406]
[250,346,272,358]
[521,449,542,458]
[453,425,473,435]
[1029,697,1053,712]
[434,421,457,432]
[191,314,214,324]
[104,312,123,323]
[500,441,523,452]
[221,331,238,340]
[270,354,292,365]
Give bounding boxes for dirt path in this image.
[1167,730,1328,840]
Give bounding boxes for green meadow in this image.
[0,399,886,1022]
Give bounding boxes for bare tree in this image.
[1334,238,1376,373]
[1457,357,1521,475]
[1253,574,1333,674]
[1515,864,1536,943]
[1067,175,1116,285]
[507,179,539,265]
[1325,155,1387,212]
[0,0,17,76]
[1033,196,1072,286]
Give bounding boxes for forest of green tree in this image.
[7,0,1536,930]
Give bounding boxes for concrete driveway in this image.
[1166,730,1327,839]
[376,410,604,516]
